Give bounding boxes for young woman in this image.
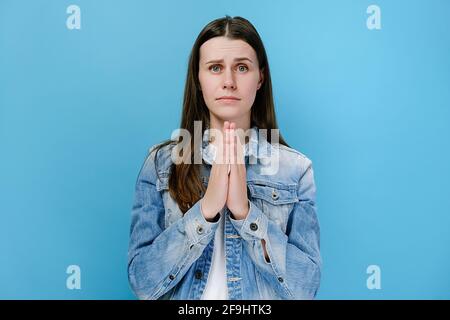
[127,16,321,300]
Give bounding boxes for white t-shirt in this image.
[201,213,229,300]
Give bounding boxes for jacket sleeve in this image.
[127,148,219,300]
[229,156,321,299]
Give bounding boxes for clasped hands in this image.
[200,121,249,221]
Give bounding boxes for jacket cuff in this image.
[229,200,268,241]
[183,200,220,246]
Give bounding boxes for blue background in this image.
[1,0,449,299]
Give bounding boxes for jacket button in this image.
[277,277,284,283]
[271,190,279,200]
[195,270,203,280]
[169,274,175,280]
[196,225,204,234]
[250,222,258,231]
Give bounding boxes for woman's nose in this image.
[222,69,236,89]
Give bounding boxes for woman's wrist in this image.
[200,199,220,222]
[205,212,220,222]
[230,200,250,220]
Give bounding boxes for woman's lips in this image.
[216,97,241,103]
[217,98,240,103]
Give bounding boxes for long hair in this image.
[153,15,289,213]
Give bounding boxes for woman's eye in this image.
[210,65,221,73]
[209,64,248,73]
[237,65,248,72]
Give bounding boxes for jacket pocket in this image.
[247,181,298,233]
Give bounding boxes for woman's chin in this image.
[214,112,245,122]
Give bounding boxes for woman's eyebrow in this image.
[205,57,253,64]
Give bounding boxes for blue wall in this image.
[1,0,449,299]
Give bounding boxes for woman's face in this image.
[198,36,264,127]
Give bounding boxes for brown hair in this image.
[153,15,289,213]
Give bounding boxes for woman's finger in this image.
[234,126,244,165]
[225,121,230,167]
[230,123,236,166]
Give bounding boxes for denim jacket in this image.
[127,127,321,300]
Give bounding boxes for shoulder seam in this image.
[277,144,310,160]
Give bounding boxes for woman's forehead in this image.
[199,37,256,62]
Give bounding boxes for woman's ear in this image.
[257,68,265,90]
